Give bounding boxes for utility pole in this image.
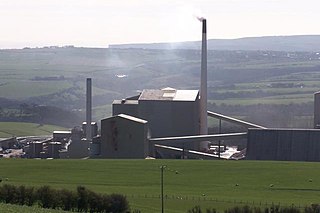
[219,119,222,159]
[160,165,166,213]
[182,143,185,159]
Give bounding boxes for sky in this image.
[0,0,319,49]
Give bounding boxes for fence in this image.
[125,194,306,209]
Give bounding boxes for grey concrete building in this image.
[47,142,62,159]
[66,127,90,159]
[246,128,320,162]
[53,131,71,142]
[28,142,43,158]
[113,88,200,150]
[82,121,98,139]
[100,114,149,159]
[90,136,101,157]
[0,137,16,150]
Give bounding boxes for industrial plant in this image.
[2,19,320,162]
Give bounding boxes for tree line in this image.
[0,184,131,213]
[0,104,81,128]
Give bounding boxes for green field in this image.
[0,122,67,138]
[0,159,320,212]
[0,203,68,213]
[0,81,72,99]
[1,48,320,126]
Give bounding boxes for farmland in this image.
[0,122,66,138]
[0,159,320,212]
[1,47,320,129]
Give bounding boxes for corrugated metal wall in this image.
[247,129,320,162]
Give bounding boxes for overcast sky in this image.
[0,0,319,48]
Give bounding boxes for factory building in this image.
[62,126,90,159]
[112,87,200,150]
[0,137,16,150]
[28,142,43,158]
[36,18,320,161]
[47,142,62,159]
[82,122,98,139]
[245,91,320,162]
[90,136,101,157]
[53,131,71,142]
[246,128,320,162]
[99,114,149,158]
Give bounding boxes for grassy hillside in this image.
[2,48,320,103]
[0,159,320,212]
[0,122,67,138]
[1,47,320,127]
[110,35,320,52]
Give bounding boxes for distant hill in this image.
[0,122,66,138]
[109,35,320,52]
[1,46,320,127]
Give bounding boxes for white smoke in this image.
[196,16,206,22]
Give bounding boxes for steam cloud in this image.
[196,16,205,22]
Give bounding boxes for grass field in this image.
[0,122,67,138]
[1,48,320,126]
[211,97,313,106]
[0,159,320,212]
[0,81,72,99]
[0,203,68,213]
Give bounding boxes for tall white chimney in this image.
[86,78,92,140]
[199,19,208,150]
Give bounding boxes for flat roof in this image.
[53,130,71,134]
[102,114,147,124]
[53,131,71,134]
[139,88,199,101]
[82,121,97,125]
[118,114,148,124]
[249,128,320,131]
[113,100,139,105]
[174,90,199,101]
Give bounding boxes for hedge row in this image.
[187,205,320,213]
[0,184,129,213]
